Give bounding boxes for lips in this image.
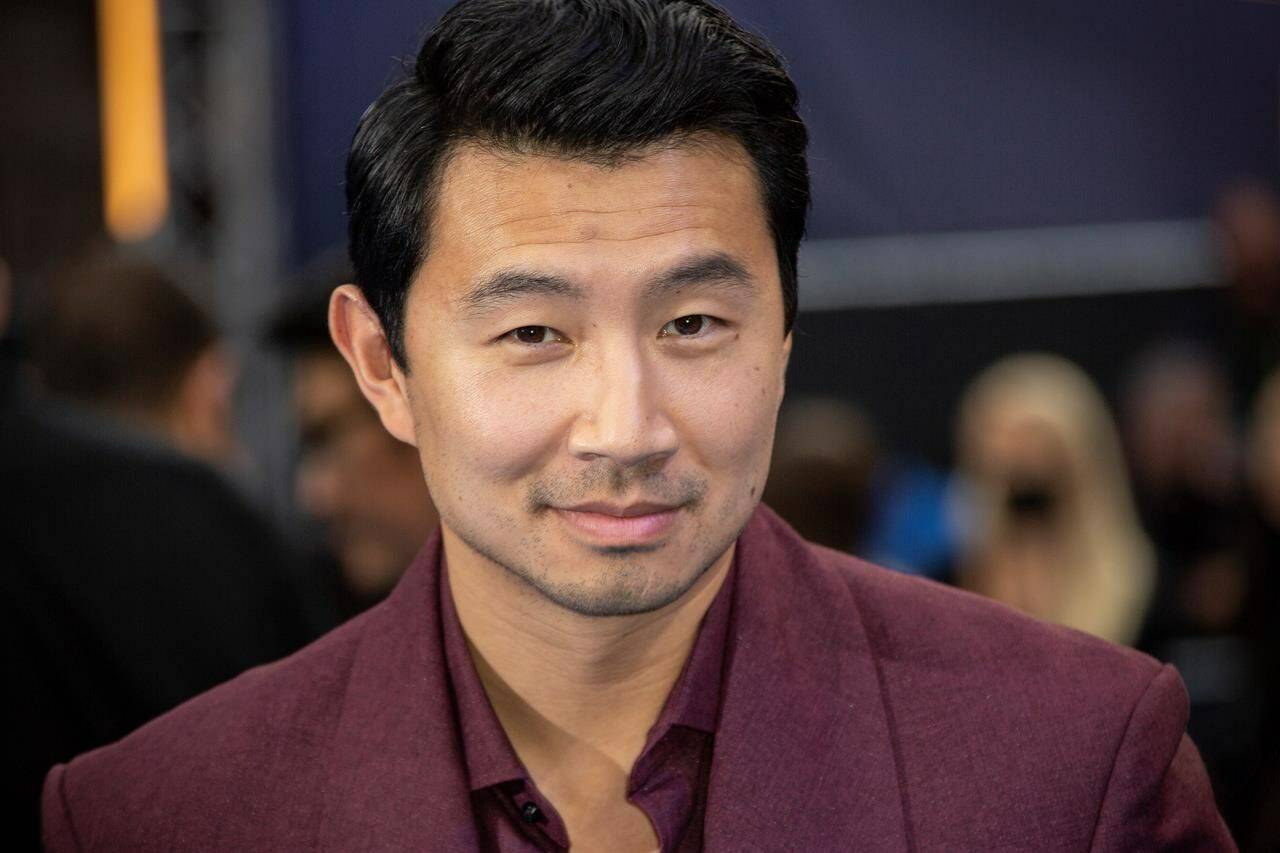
[552,501,683,545]
[562,500,677,517]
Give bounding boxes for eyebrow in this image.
[641,252,755,299]
[459,251,754,316]
[461,271,584,315]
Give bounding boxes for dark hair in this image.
[347,0,809,366]
[35,254,218,412]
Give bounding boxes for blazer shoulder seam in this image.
[1084,662,1173,851]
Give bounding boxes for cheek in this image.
[666,348,782,479]
[411,362,570,487]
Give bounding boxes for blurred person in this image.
[766,395,955,578]
[0,256,321,846]
[1240,369,1280,851]
[31,253,240,468]
[45,2,1230,850]
[1215,180,1280,413]
[860,458,956,580]
[1120,342,1261,838]
[268,258,438,612]
[1217,180,1280,326]
[954,353,1155,646]
[1247,368,1280,539]
[1121,342,1246,644]
[764,396,878,551]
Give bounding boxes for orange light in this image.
[96,0,169,242]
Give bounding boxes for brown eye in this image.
[675,315,703,335]
[662,315,707,337]
[512,326,558,344]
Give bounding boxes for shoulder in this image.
[746,506,1176,742]
[751,506,1160,687]
[820,540,1162,689]
[2,400,259,528]
[804,535,1176,731]
[43,607,377,850]
[799,535,1203,845]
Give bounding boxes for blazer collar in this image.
[316,529,482,849]
[704,507,910,851]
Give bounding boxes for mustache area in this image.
[524,464,709,516]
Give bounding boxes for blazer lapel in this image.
[316,532,481,851]
[704,507,911,851]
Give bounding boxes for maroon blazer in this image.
[43,506,1233,851]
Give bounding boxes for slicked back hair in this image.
[346,0,809,367]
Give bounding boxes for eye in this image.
[659,314,715,338]
[504,325,568,345]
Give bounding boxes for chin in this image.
[524,559,707,618]
[526,521,739,616]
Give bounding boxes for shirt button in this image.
[520,801,544,824]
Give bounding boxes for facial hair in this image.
[448,462,743,617]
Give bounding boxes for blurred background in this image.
[2,0,1279,848]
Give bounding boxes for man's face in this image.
[292,350,438,597]
[392,138,790,616]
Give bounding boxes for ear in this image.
[328,284,417,446]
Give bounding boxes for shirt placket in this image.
[507,781,570,851]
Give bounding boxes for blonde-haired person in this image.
[954,353,1154,645]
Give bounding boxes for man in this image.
[0,257,319,847]
[34,254,241,469]
[268,256,439,613]
[43,1,1232,849]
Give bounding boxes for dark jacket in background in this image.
[2,395,324,846]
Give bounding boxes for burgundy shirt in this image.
[440,557,732,851]
[44,506,1233,850]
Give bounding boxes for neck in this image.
[444,526,731,777]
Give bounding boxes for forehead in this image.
[415,137,774,301]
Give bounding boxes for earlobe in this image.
[328,284,419,446]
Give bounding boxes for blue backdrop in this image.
[278,0,1280,267]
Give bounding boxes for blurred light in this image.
[96,0,168,242]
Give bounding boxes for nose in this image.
[567,342,678,469]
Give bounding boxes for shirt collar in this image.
[439,549,736,793]
[439,553,527,791]
[641,554,734,745]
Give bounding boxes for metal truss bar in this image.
[797,218,1217,311]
